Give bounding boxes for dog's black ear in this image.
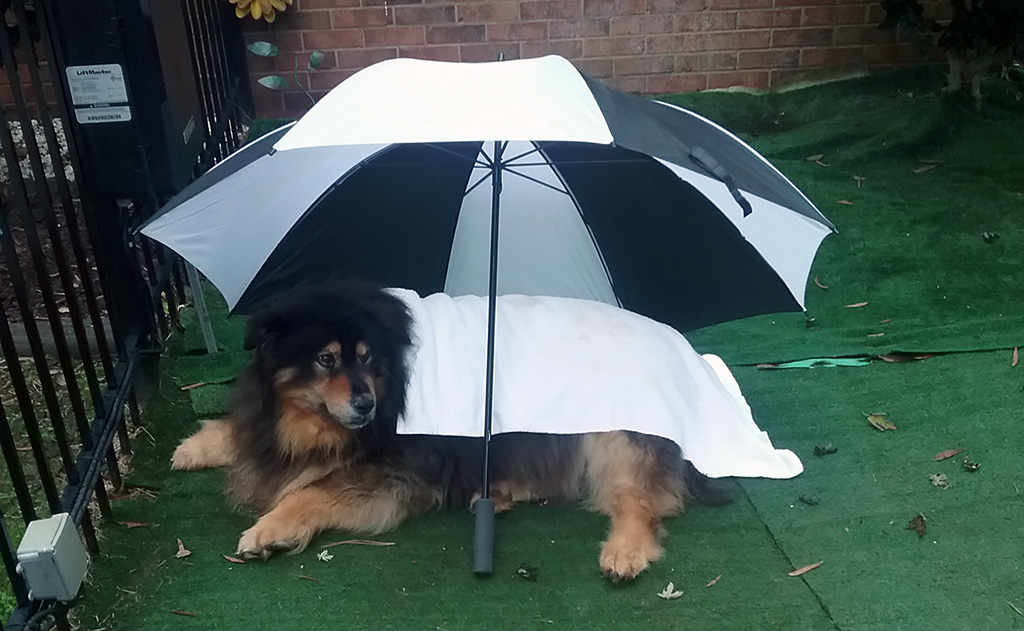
[243,312,283,351]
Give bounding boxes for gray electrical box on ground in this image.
[16,513,89,602]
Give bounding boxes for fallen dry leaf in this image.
[933,448,964,461]
[1013,347,1019,367]
[171,611,196,617]
[878,318,893,324]
[222,555,245,564]
[929,473,950,489]
[657,582,684,600]
[118,522,152,528]
[877,353,935,363]
[175,538,191,559]
[816,159,831,167]
[913,164,939,174]
[845,301,868,308]
[706,574,722,587]
[805,153,825,162]
[866,413,897,431]
[297,575,323,583]
[853,175,866,188]
[962,457,980,472]
[178,382,207,391]
[836,200,854,205]
[907,514,926,537]
[814,276,829,290]
[788,561,823,577]
[866,333,885,338]
[316,550,334,562]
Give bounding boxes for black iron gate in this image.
[0,1,251,628]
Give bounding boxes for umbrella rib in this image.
[501,167,569,196]
[464,171,492,197]
[422,142,491,168]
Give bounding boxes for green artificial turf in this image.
[75,67,1024,630]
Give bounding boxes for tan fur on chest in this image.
[276,399,354,457]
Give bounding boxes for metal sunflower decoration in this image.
[228,0,292,22]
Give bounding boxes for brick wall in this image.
[242,0,947,119]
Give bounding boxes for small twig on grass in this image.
[320,539,395,548]
[1007,601,1024,617]
[297,575,323,583]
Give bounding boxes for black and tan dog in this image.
[172,281,721,581]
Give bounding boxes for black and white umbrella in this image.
[142,55,834,572]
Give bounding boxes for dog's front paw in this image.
[170,439,209,470]
[599,535,662,582]
[171,421,235,470]
[236,518,313,560]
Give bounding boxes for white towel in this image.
[390,288,802,479]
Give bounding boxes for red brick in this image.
[336,47,398,69]
[283,91,320,117]
[644,73,708,94]
[426,24,486,44]
[834,24,897,46]
[582,36,645,57]
[708,0,770,8]
[676,51,736,72]
[249,81,284,114]
[457,2,520,23]
[802,5,868,26]
[283,9,332,29]
[572,57,613,77]
[646,0,705,13]
[614,54,676,76]
[364,25,427,47]
[488,21,548,40]
[459,42,521,62]
[735,8,801,29]
[799,46,865,68]
[330,7,392,28]
[610,15,674,36]
[549,17,609,38]
[303,28,365,50]
[773,0,835,6]
[708,70,768,90]
[604,74,646,93]
[675,11,737,32]
[362,0,426,5]
[308,68,356,91]
[393,5,456,25]
[399,45,461,61]
[521,39,584,58]
[772,27,833,48]
[737,49,800,70]
[298,0,359,9]
[583,0,645,18]
[520,1,583,20]
[706,30,771,51]
[645,32,704,54]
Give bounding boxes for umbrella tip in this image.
[472,498,495,575]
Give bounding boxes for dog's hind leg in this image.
[583,431,684,581]
[171,420,237,470]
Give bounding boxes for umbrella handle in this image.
[472,498,495,574]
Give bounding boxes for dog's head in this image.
[242,280,413,436]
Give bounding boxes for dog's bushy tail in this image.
[682,460,734,506]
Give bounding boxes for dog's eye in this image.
[316,353,335,368]
[357,352,372,365]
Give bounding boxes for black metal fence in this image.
[0,1,251,629]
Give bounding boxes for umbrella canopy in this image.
[142,55,834,333]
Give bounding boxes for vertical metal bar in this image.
[0,509,29,609]
[185,263,218,354]
[0,386,37,521]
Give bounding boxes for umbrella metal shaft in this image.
[474,140,504,575]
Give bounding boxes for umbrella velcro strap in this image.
[688,147,753,217]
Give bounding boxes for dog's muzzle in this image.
[321,394,375,429]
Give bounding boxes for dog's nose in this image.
[351,394,375,416]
